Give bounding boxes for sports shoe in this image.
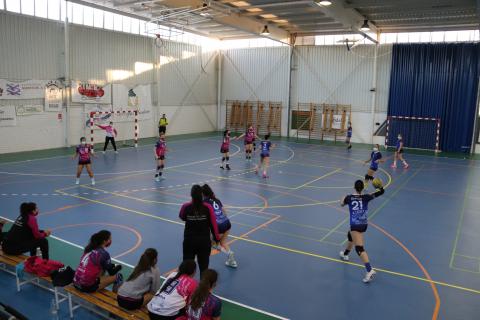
[262,172,267,179]
[226,164,231,170]
[102,151,105,154]
[339,251,349,261]
[75,179,80,185]
[362,269,376,283]
[220,166,224,170]
[115,151,119,154]
[403,163,409,169]
[225,252,238,268]
[112,273,124,292]
[390,164,397,169]
[155,176,160,182]
[91,178,95,185]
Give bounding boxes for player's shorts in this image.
[157,155,165,160]
[397,149,403,154]
[78,159,91,165]
[218,220,231,234]
[261,153,269,159]
[369,166,378,172]
[350,224,368,233]
[220,147,229,154]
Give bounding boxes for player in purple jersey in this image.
[391,134,409,169]
[363,144,384,189]
[202,184,237,268]
[236,124,259,161]
[184,269,222,320]
[255,134,275,178]
[339,180,384,283]
[220,130,231,170]
[72,137,96,185]
[346,121,352,150]
[154,133,167,181]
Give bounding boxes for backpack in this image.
[51,266,75,287]
[24,256,64,277]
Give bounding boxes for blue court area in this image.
[1,134,479,320]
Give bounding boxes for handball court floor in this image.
[1,132,480,320]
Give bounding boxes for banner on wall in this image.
[84,104,113,128]
[72,81,112,104]
[0,79,46,100]
[0,106,17,126]
[45,81,63,112]
[331,114,343,130]
[112,84,152,121]
[16,105,44,116]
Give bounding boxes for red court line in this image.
[370,222,441,320]
[50,222,143,259]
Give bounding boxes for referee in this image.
[158,114,168,135]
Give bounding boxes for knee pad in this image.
[222,157,226,161]
[226,157,230,161]
[157,166,161,170]
[347,231,352,242]
[365,174,373,181]
[160,165,164,169]
[355,246,365,256]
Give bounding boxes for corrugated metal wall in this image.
[156,41,217,106]
[221,47,290,104]
[0,12,64,80]
[292,45,392,112]
[70,25,155,85]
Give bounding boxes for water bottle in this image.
[50,299,59,320]
[36,247,42,257]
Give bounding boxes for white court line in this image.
[0,215,289,320]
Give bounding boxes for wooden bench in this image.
[0,250,149,319]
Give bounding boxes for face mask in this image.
[398,136,402,140]
[373,147,378,152]
[105,239,112,248]
[81,141,86,145]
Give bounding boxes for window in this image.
[104,11,113,30]
[83,6,93,26]
[93,8,103,28]
[6,0,21,13]
[430,31,444,42]
[139,20,146,35]
[71,2,83,24]
[122,16,131,33]
[48,0,60,20]
[113,13,122,31]
[35,0,48,18]
[0,0,4,10]
[131,18,140,34]
[60,0,66,21]
[21,0,35,15]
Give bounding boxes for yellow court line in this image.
[55,187,480,296]
[228,235,480,295]
[292,168,342,190]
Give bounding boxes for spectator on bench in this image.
[184,269,222,320]
[147,260,197,320]
[2,203,51,260]
[73,230,123,293]
[117,248,161,310]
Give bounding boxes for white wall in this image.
[0,11,218,154]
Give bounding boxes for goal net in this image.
[88,110,139,148]
[385,116,441,152]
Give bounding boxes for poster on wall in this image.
[331,114,343,130]
[16,105,44,116]
[45,81,63,112]
[72,81,112,104]
[0,79,46,100]
[112,84,152,121]
[84,104,113,128]
[0,106,17,126]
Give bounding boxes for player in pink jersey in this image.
[154,133,167,181]
[72,137,96,185]
[96,121,118,154]
[236,124,259,161]
[183,269,221,320]
[148,260,197,320]
[220,130,231,170]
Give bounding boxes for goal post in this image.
[385,116,441,153]
[89,110,139,148]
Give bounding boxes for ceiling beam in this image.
[343,0,473,9]
[313,1,378,43]
[156,0,291,43]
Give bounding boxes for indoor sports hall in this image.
[0,1,479,320]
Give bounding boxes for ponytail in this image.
[127,248,157,281]
[201,184,218,204]
[160,260,196,293]
[191,185,203,210]
[84,230,111,254]
[20,202,36,220]
[190,269,218,310]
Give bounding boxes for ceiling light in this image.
[260,14,277,19]
[231,1,250,6]
[360,19,370,31]
[246,8,263,12]
[273,19,288,24]
[316,0,332,6]
[261,25,270,35]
